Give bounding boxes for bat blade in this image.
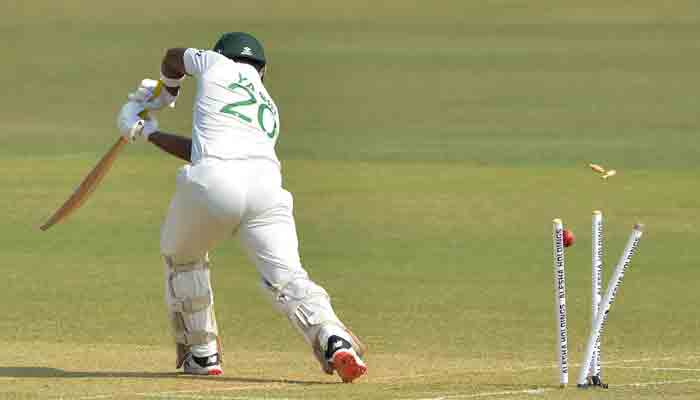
[40,137,129,231]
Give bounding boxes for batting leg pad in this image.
[261,277,366,373]
[261,277,340,342]
[164,256,219,350]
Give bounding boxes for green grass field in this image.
[2,1,700,398]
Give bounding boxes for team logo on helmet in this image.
[240,47,254,56]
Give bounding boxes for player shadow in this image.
[0,367,332,385]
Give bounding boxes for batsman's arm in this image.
[161,48,187,96]
[148,131,191,162]
[144,49,192,161]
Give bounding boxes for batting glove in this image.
[117,101,159,142]
[127,77,182,110]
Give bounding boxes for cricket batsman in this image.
[115,32,367,382]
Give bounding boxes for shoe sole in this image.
[183,367,223,376]
[332,350,367,383]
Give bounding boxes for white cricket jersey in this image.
[183,48,280,166]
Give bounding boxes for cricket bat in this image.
[40,136,129,231]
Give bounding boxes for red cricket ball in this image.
[563,229,575,247]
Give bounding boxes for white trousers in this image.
[160,158,344,354]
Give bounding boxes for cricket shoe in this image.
[325,336,367,383]
[182,353,223,376]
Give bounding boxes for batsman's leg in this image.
[160,164,243,375]
[240,188,367,382]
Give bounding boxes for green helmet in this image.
[213,32,266,68]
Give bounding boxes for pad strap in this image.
[165,256,209,272]
[170,295,211,313]
[186,331,218,345]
